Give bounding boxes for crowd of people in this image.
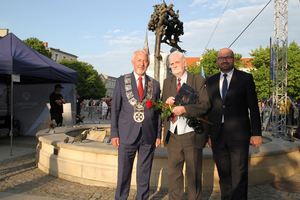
[74,96,112,120]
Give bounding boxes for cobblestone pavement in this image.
[0,147,299,200]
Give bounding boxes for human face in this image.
[217,48,236,73]
[132,51,149,76]
[169,52,186,78]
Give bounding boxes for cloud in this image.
[103,35,112,39]
[80,32,95,39]
[108,36,143,46]
[113,29,121,33]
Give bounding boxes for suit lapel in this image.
[170,75,177,97]
[130,73,140,101]
[226,69,238,100]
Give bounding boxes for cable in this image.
[228,0,272,48]
[202,0,231,55]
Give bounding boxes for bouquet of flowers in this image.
[146,99,212,134]
[146,99,176,120]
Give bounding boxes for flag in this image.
[270,47,274,80]
[201,65,205,78]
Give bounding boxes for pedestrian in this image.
[76,94,83,116]
[88,98,94,119]
[102,100,108,120]
[162,50,211,200]
[110,49,161,200]
[294,104,299,126]
[206,48,262,200]
[49,84,66,126]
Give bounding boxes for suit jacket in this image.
[162,71,211,149]
[206,68,262,141]
[111,72,162,145]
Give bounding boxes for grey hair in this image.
[132,49,150,63]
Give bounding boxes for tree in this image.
[286,41,300,99]
[248,41,300,100]
[23,37,52,59]
[58,60,106,99]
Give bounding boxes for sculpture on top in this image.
[148,0,185,81]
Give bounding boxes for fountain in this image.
[36,125,300,190]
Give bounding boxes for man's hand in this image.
[172,106,186,116]
[111,137,120,147]
[165,97,175,105]
[250,136,262,148]
[207,137,212,148]
[155,139,161,148]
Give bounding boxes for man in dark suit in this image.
[111,49,162,200]
[162,51,210,200]
[206,48,262,200]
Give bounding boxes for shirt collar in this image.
[133,71,145,81]
[177,70,187,84]
[220,68,234,78]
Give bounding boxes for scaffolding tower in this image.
[271,0,288,136]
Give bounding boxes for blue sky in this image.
[1,0,300,77]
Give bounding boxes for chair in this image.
[0,115,21,136]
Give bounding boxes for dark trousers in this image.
[211,126,250,200]
[115,130,155,200]
[167,131,203,200]
[50,112,63,126]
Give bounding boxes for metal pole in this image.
[10,74,13,156]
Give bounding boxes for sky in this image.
[1,0,300,78]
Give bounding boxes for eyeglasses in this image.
[217,56,234,61]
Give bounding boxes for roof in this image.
[186,57,200,66]
[0,33,78,83]
[240,58,253,68]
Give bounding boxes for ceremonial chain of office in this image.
[124,73,154,123]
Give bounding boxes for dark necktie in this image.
[138,77,143,101]
[222,74,228,102]
[176,78,181,94]
[172,78,181,124]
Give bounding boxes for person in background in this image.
[102,100,108,120]
[49,84,66,126]
[76,94,83,116]
[88,98,94,119]
[106,96,111,120]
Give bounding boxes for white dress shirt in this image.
[169,71,194,135]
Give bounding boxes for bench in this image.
[0,115,21,136]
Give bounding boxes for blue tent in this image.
[0,33,78,83]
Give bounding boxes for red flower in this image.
[146,100,154,109]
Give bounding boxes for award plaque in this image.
[175,83,200,105]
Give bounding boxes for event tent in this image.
[0,33,78,141]
[0,33,78,83]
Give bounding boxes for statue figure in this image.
[148,1,185,81]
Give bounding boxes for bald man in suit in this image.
[206,48,262,200]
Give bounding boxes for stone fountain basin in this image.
[36,124,300,190]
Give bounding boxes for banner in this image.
[13,83,76,136]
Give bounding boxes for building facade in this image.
[99,73,117,98]
[42,42,78,62]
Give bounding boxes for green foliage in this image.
[23,37,52,59]
[248,45,271,69]
[286,41,300,99]
[250,65,272,100]
[248,41,300,100]
[58,59,106,99]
